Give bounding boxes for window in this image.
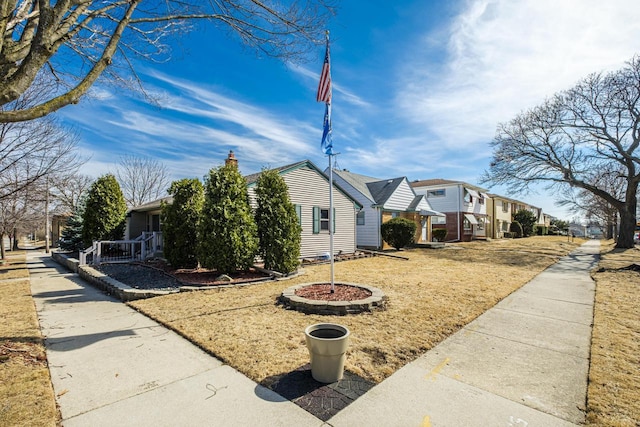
[502,221,509,232]
[502,201,509,213]
[356,210,365,225]
[432,216,446,225]
[463,217,472,230]
[320,209,330,231]
[391,212,400,219]
[313,206,335,234]
[478,196,484,205]
[464,190,472,204]
[427,189,446,197]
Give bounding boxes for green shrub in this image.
[82,174,127,246]
[198,164,258,273]
[509,221,523,238]
[60,199,87,252]
[254,169,301,274]
[381,217,416,250]
[513,209,537,237]
[161,179,203,269]
[432,228,447,242]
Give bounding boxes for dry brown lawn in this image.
[130,236,584,387]
[0,252,58,427]
[587,241,640,426]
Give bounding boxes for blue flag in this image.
[321,103,333,155]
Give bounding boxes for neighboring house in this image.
[530,205,547,233]
[487,194,513,239]
[246,160,362,259]
[329,169,444,249]
[488,195,551,238]
[411,179,490,242]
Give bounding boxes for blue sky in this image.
[58,0,640,219]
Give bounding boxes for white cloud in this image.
[288,64,372,108]
[147,72,316,156]
[397,0,640,149]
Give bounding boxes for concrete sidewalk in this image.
[30,240,599,426]
[331,239,599,426]
[29,254,321,427]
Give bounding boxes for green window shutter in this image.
[313,206,320,234]
[295,204,302,226]
[332,207,336,233]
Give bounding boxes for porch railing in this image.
[79,232,163,266]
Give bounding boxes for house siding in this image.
[248,165,357,259]
[414,184,460,212]
[383,180,415,211]
[413,182,489,241]
[491,197,513,238]
[331,172,381,249]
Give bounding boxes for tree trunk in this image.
[0,234,5,260]
[12,227,19,250]
[616,202,637,248]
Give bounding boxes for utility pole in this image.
[45,176,50,253]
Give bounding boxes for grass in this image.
[586,242,640,426]
[0,251,58,427]
[130,236,584,386]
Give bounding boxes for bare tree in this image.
[115,154,170,207]
[1,81,85,202]
[0,163,47,257]
[0,82,85,257]
[557,163,625,239]
[0,0,335,123]
[50,173,94,213]
[482,56,640,248]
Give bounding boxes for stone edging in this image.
[280,282,387,315]
[77,264,178,302]
[51,251,177,302]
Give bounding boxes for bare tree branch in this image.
[115,154,171,207]
[0,0,335,122]
[0,77,86,202]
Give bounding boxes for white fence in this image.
[79,232,162,266]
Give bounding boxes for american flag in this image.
[316,37,331,103]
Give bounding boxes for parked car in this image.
[634,231,640,244]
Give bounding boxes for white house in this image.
[330,169,443,249]
[246,160,362,259]
[411,179,490,242]
[126,155,362,260]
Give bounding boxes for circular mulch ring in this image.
[295,283,372,301]
[280,282,386,315]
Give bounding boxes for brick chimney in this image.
[225,150,238,168]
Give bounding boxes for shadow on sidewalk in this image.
[257,364,375,421]
[45,329,137,352]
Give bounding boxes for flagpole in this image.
[329,153,335,293]
[317,29,334,293]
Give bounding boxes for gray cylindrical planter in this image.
[304,323,350,383]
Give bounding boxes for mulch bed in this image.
[94,260,272,291]
[295,284,372,301]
